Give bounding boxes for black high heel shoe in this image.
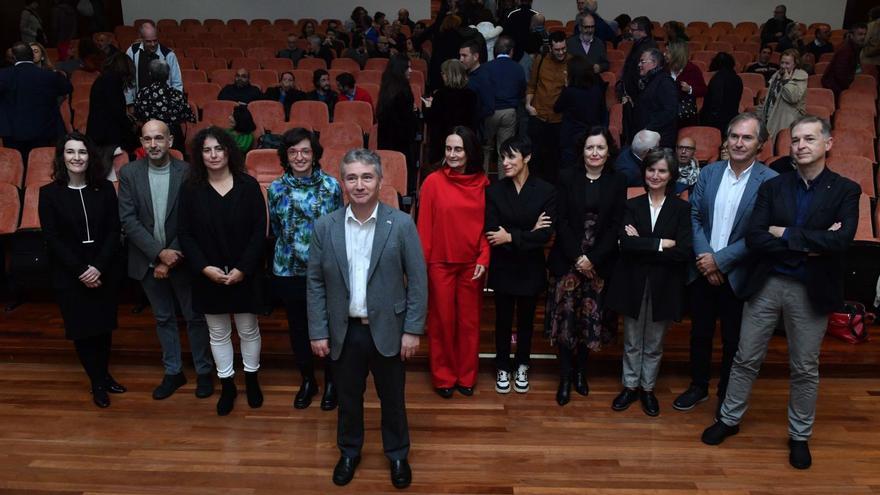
[92,385,110,408]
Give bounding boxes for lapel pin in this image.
[386,220,392,224]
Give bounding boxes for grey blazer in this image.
[117,158,188,280]
[565,35,610,73]
[307,203,428,360]
[689,160,778,297]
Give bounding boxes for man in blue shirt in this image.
[460,40,494,137]
[482,36,526,171]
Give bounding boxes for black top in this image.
[377,88,417,155]
[620,36,657,99]
[0,62,72,141]
[306,89,338,120]
[424,86,478,162]
[178,173,267,314]
[264,86,308,120]
[88,71,135,149]
[485,174,557,295]
[700,68,743,134]
[218,84,264,105]
[633,69,679,148]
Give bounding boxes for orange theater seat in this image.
[298,58,327,71]
[375,149,407,196]
[677,126,721,162]
[247,100,288,135]
[319,121,364,150]
[290,100,330,130]
[0,147,25,188]
[827,155,875,197]
[201,100,237,126]
[245,149,282,186]
[185,82,221,111]
[0,183,21,234]
[18,184,43,230]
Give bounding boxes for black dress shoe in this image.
[91,385,110,408]
[701,420,740,445]
[332,455,360,486]
[789,439,812,469]
[456,384,474,396]
[574,371,589,396]
[672,384,709,411]
[320,381,338,411]
[435,387,454,399]
[390,459,412,489]
[556,377,571,406]
[195,373,215,398]
[104,375,127,394]
[294,378,319,409]
[152,372,187,400]
[611,388,639,411]
[640,390,660,417]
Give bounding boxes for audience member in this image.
[424,60,478,163]
[277,35,305,66]
[702,115,860,470]
[576,0,615,43]
[805,25,834,60]
[862,7,880,66]
[745,47,780,85]
[485,136,556,395]
[460,38,495,129]
[760,4,793,47]
[267,128,342,411]
[118,120,214,401]
[20,1,46,44]
[821,23,868,99]
[759,49,807,139]
[218,68,264,105]
[369,36,393,58]
[664,21,689,43]
[427,14,465,92]
[607,148,692,417]
[306,69,338,120]
[226,105,256,153]
[666,40,707,128]
[776,23,805,53]
[264,71,307,121]
[615,129,660,187]
[300,20,318,40]
[125,21,182,103]
[87,52,137,151]
[30,42,53,70]
[675,136,700,193]
[633,48,678,148]
[526,31,570,183]
[335,72,373,106]
[503,0,537,61]
[619,16,658,142]
[566,13,609,74]
[38,132,123,408]
[554,55,605,169]
[482,36,526,169]
[701,52,743,134]
[178,126,267,417]
[546,127,626,406]
[398,8,416,32]
[376,55,417,189]
[134,60,196,151]
[50,0,77,60]
[95,32,120,58]
[417,126,490,399]
[675,113,777,414]
[341,33,370,69]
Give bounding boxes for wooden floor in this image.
[2,300,880,493]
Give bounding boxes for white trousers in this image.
[205,313,261,378]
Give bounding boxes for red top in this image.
[674,62,708,98]
[337,86,374,106]
[417,167,490,266]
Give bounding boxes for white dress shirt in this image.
[345,204,378,318]
[710,161,754,252]
[649,195,666,251]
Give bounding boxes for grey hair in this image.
[643,47,664,66]
[147,59,170,82]
[790,114,832,139]
[341,148,383,178]
[726,112,769,143]
[632,129,660,157]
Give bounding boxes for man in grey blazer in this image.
[118,120,214,400]
[565,13,609,74]
[307,148,427,489]
[673,112,778,413]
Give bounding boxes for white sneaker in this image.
[495,369,511,394]
[514,364,530,393]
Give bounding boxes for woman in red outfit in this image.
[665,40,707,128]
[417,126,490,398]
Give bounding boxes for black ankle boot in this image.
[574,371,589,396]
[217,376,238,416]
[244,371,263,408]
[294,376,318,409]
[321,381,338,411]
[556,376,572,406]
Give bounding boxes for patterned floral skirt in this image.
[544,213,615,351]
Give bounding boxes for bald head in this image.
[677,136,696,164]
[139,22,159,53]
[141,120,173,165]
[531,13,546,29]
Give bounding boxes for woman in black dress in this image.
[376,54,418,192]
[38,132,124,408]
[178,126,267,416]
[87,51,137,152]
[545,127,627,406]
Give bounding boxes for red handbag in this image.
[827,302,874,344]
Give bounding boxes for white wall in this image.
[121,0,847,29]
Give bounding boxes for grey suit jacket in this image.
[307,203,428,361]
[565,34,609,73]
[118,157,188,280]
[689,160,778,297]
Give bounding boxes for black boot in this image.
[244,371,263,408]
[556,376,571,406]
[294,376,318,409]
[574,371,589,396]
[216,376,237,416]
[321,380,338,411]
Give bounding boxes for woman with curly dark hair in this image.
[178,126,267,416]
[545,127,627,406]
[38,131,124,408]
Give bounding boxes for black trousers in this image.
[335,320,409,461]
[73,333,113,389]
[558,343,589,378]
[494,292,537,372]
[527,117,562,184]
[274,276,332,382]
[688,276,744,399]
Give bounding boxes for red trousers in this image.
[427,262,483,388]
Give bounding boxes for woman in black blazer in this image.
[178,126,267,417]
[38,132,124,408]
[485,136,556,395]
[605,148,693,417]
[545,127,627,406]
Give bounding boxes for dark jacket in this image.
[547,168,627,280]
[87,70,135,149]
[177,173,267,314]
[606,194,692,321]
[377,87,417,157]
[760,16,793,46]
[485,175,556,295]
[0,62,71,141]
[306,89,338,120]
[821,40,861,98]
[554,83,606,168]
[424,86,478,163]
[264,85,307,120]
[700,68,743,133]
[744,169,860,313]
[218,84,264,104]
[565,34,610,72]
[620,36,657,99]
[613,147,644,187]
[633,69,678,148]
[483,55,527,110]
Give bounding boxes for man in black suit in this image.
[760,4,794,47]
[565,13,609,74]
[701,115,860,470]
[0,42,71,161]
[263,72,307,121]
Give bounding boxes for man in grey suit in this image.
[565,13,609,74]
[118,120,214,400]
[673,112,777,413]
[307,148,427,489]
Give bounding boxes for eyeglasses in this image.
[677,145,696,151]
[287,148,313,157]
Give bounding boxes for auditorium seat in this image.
[181,69,207,85]
[827,156,875,197]
[0,147,24,188]
[739,87,755,111]
[319,121,364,150]
[297,58,327,71]
[839,91,877,116]
[71,83,92,104]
[732,51,754,70]
[834,108,876,134]
[273,19,295,31]
[250,19,271,29]
[186,82,221,112]
[365,58,389,72]
[185,47,214,59]
[691,51,716,66]
[18,184,42,230]
[180,19,201,30]
[718,34,743,45]
[60,100,72,133]
[411,58,428,75]
[175,56,195,70]
[807,74,824,88]
[334,100,374,130]
[290,101,330,130]
[331,58,361,72]
[250,69,279,92]
[321,147,346,180]
[70,70,98,86]
[854,194,874,241]
[410,83,423,106]
[209,69,236,87]
[197,57,227,73]
[25,148,55,186]
[774,128,791,156]
[814,62,829,75]
[376,150,407,196]
[327,69,348,86]
[245,149,282,186]
[216,47,245,63]
[201,100,236,126]
[702,71,714,86]
[806,87,835,114]
[356,69,382,87]
[409,70,425,89]
[706,41,733,53]
[0,183,21,234]
[247,100,287,134]
[600,72,617,108]
[291,69,314,91]
[227,19,249,31]
[262,58,294,71]
[230,57,261,71]
[247,47,276,61]
[829,131,875,162]
[678,126,721,162]
[805,104,832,121]
[691,60,708,72]
[849,74,878,98]
[627,186,644,199]
[358,83,380,110]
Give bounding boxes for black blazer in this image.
[177,173,267,314]
[87,71,135,149]
[700,68,743,134]
[0,62,71,141]
[633,70,678,148]
[744,169,860,313]
[485,175,557,296]
[605,194,693,322]
[263,86,307,120]
[547,168,627,280]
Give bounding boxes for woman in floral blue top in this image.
[268,128,342,410]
